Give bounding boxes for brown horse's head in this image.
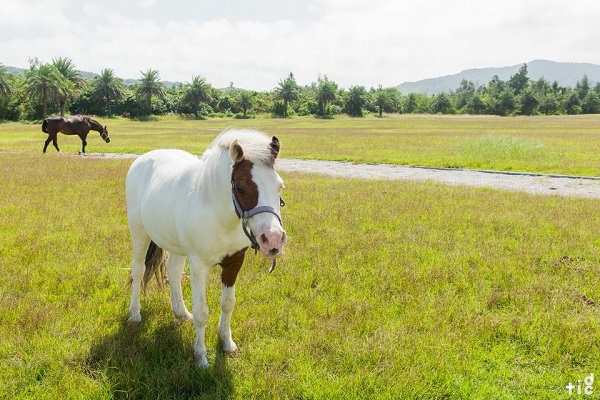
[100,126,110,143]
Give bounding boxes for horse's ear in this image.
[270,136,280,160]
[229,140,244,163]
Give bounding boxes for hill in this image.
[396,60,600,95]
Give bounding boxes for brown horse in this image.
[42,115,110,154]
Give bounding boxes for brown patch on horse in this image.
[231,159,259,216]
[220,248,248,287]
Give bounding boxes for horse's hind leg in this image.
[166,253,192,320]
[128,234,151,323]
[43,134,59,153]
[52,135,61,153]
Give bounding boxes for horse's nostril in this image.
[260,234,268,244]
[268,248,279,256]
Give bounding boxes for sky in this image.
[1,0,599,91]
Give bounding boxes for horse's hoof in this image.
[222,347,239,357]
[127,314,142,324]
[174,310,193,321]
[218,335,238,354]
[196,352,209,369]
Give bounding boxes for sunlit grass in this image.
[453,135,566,171]
[1,152,600,398]
[2,114,600,176]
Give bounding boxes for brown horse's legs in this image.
[43,134,60,153]
[43,137,51,153]
[79,134,87,154]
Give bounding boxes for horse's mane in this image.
[202,129,276,166]
[82,115,102,129]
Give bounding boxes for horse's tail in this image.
[127,241,167,291]
[42,119,49,133]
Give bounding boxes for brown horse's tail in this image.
[42,119,49,133]
[127,241,167,291]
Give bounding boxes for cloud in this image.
[1,0,600,90]
[136,0,155,8]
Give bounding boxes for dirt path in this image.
[90,153,600,199]
[276,159,600,199]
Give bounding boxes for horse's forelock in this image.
[214,129,277,166]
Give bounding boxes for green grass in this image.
[2,114,600,176]
[1,152,600,398]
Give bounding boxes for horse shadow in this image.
[84,310,234,399]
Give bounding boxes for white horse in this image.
[126,129,287,368]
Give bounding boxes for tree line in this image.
[0,59,599,121]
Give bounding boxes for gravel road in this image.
[276,159,600,199]
[91,153,600,199]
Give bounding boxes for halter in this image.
[231,179,285,272]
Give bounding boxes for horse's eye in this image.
[235,187,245,195]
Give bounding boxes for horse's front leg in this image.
[189,259,210,368]
[218,284,238,354]
[79,134,87,155]
[218,248,245,354]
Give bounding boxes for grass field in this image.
[1,115,600,398]
[2,114,600,176]
[1,148,600,399]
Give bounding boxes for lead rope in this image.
[269,196,285,273]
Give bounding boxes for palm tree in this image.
[373,86,390,117]
[582,91,600,114]
[0,65,14,99]
[430,92,453,114]
[135,68,165,115]
[493,90,516,116]
[237,90,255,117]
[344,86,369,117]
[518,88,539,115]
[466,94,488,115]
[316,76,337,116]
[404,93,418,113]
[181,75,212,117]
[90,68,126,116]
[52,57,85,116]
[24,61,68,118]
[563,90,582,115]
[274,72,299,118]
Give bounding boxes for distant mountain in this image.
[4,66,26,76]
[5,59,600,95]
[397,60,600,95]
